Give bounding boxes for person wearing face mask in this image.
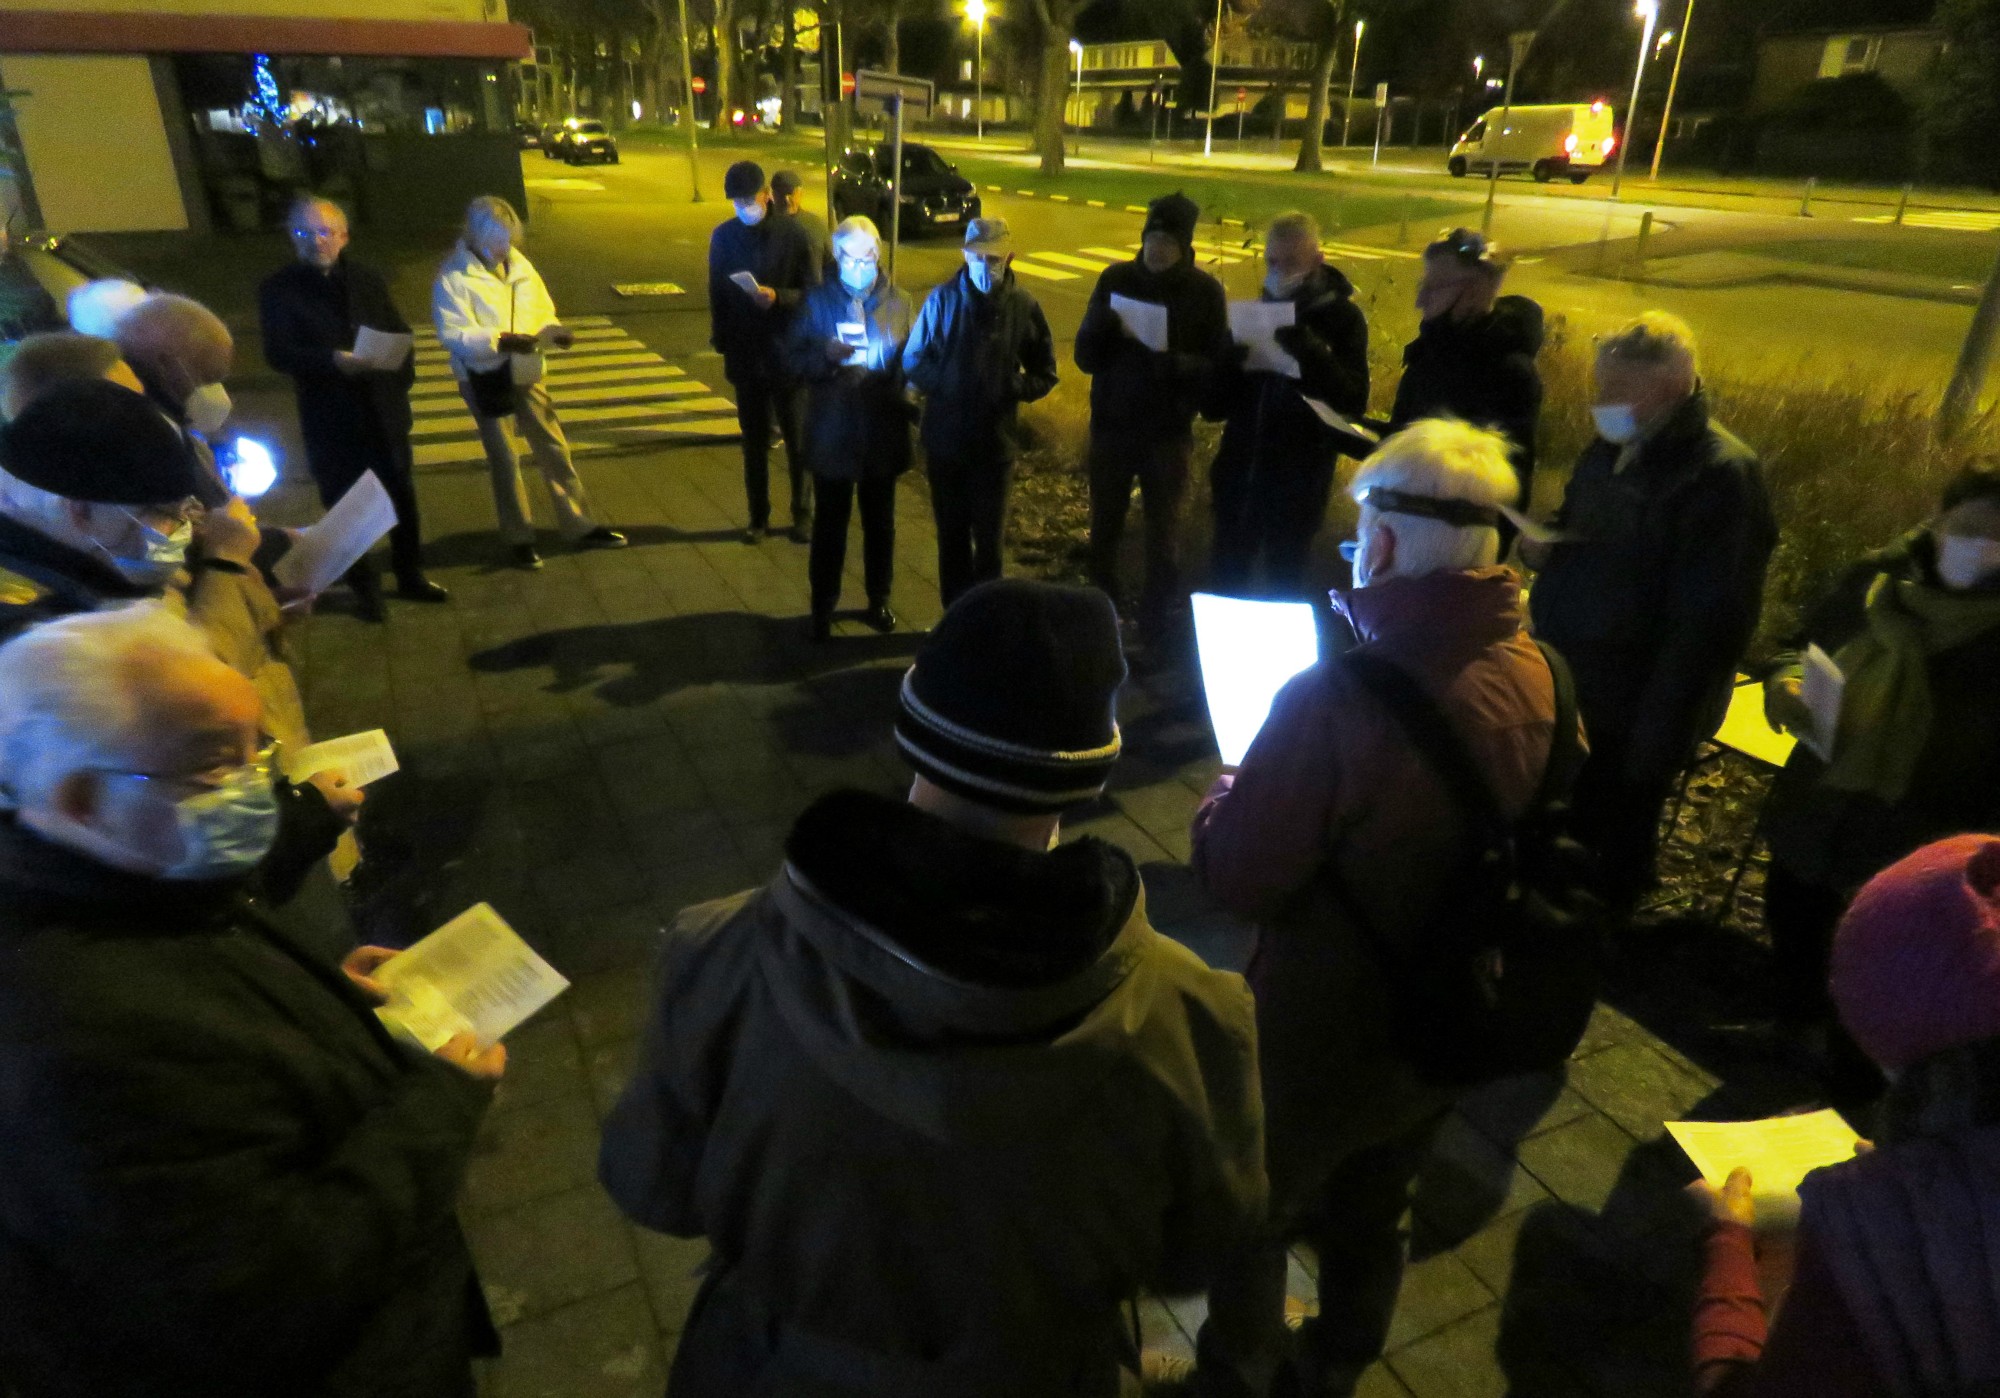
[711,160,820,544]
[260,195,446,621]
[1388,229,1544,516]
[0,602,505,1398]
[1181,420,1573,1398]
[901,217,1059,607]
[1206,210,1371,599]
[1747,463,2000,1103]
[782,216,914,641]
[1527,312,1776,910]
[1073,190,1231,647]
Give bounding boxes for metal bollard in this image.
[1894,182,1913,227]
[1800,177,1816,218]
[1634,210,1653,279]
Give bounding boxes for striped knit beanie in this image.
[895,580,1126,814]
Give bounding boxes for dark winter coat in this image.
[1762,529,2000,893]
[1207,263,1371,481]
[257,255,417,486]
[599,789,1266,1398]
[708,214,821,383]
[0,819,496,1397]
[1073,252,1231,440]
[782,272,916,482]
[901,266,1059,470]
[1529,389,1776,784]
[1389,294,1545,499]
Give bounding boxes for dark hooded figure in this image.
[1074,191,1232,640]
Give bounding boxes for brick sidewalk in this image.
[300,436,1756,1398]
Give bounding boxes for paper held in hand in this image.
[1799,643,1845,762]
[350,326,413,372]
[374,903,570,1053]
[272,471,398,597]
[1227,299,1300,378]
[1109,293,1169,353]
[283,729,399,787]
[1666,1108,1863,1215]
[1191,592,1321,768]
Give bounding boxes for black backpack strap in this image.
[1340,649,1507,840]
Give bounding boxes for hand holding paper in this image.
[1192,593,1321,768]
[1109,293,1169,353]
[271,471,398,597]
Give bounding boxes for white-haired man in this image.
[1528,312,1776,907]
[0,603,503,1396]
[1185,419,1573,1397]
[782,214,914,639]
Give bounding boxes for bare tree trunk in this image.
[1036,33,1067,174]
[885,0,902,74]
[1295,32,1339,171]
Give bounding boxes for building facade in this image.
[0,0,530,234]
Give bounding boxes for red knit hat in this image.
[1830,835,2000,1072]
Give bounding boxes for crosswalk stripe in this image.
[1035,251,1118,271]
[1010,260,1081,281]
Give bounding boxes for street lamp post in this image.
[1202,0,1223,157]
[1070,38,1083,158]
[967,0,986,141]
[1610,0,1658,199]
[1649,0,1693,180]
[1341,18,1364,146]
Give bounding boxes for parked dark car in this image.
[552,118,619,165]
[515,121,543,150]
[831,143,980,235]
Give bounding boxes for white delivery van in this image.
[1448,101,1619,184]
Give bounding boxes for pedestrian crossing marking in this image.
[1035,251,1120,271]
[1856,210,2000,231]
[1009,261,1081,281]
[404,314,738,466]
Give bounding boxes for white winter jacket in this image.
[431,242,560,380]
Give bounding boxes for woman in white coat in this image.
[432,196,625,569]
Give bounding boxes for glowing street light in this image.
[966,0,987,140]
[1342,18,1365,146]
[1611,0,1658,199]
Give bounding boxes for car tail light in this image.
[1601,136,1617,154]
[1564,134,1579,154]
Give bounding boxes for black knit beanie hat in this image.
[896,579,1127,814]
[1142,191,1200,257]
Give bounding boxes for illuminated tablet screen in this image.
[1190,592,1322,768]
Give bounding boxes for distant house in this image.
[1750,25,1943,114]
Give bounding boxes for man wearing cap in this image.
[901,217,1058,606]
[1074,191,1230,644]
[260,194,446,622]
[709,159,818,543]
[770,168,833,279]
[601,577,1265,1397]
[1389,228,1544,512]
[1185,421,1566,1397]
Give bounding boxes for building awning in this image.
[0,11,531,61]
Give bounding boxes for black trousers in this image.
[927,458,1010,609]
[309,443,425,590]
[809,473,897,616]
[1208,449,1335,599]
[1087,430,1193,622]
[734,372,810,530]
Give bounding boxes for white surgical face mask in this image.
[185,381,232,436]
[1591,403,1640,444]
[1936,532,2000,590]
[1265,267,1309,299]
[734,199,766,227]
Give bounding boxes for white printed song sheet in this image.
[351,326,414,371]
[1228,299,1299,378]
[272,471,398,597]
[283,729,399,787]
[1800,643,1846,762]
[1192,592,1321,768]
[374,903,570,1052]
[1109,293,1169,352]
[1666,1109,1862,1216]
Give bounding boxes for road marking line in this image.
[1009,260,1081,281]
[1034,251,1117,271]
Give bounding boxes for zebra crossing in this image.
[1854,209,2000,232]
[408,315,738,469]
[1005,235,1421,283]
